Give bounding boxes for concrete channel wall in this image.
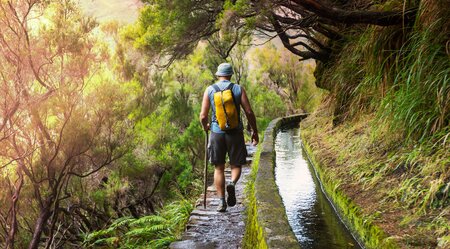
[243,113,395,249]
[244,114,307,249]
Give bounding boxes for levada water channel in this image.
[275,125,362,249]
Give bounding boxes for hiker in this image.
[199,63,259,212]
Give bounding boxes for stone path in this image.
[170,145,255,249]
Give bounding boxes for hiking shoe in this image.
[226,183,236,207]
[217,202,227,212]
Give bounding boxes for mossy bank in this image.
[301,0,449,247]
[301,132,398,248]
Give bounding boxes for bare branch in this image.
[270,14,327,61]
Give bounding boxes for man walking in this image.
[199,63,259,212]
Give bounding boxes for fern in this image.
[92,237,120,246]
[85,198,193,248]
[148,236,177,248]
[129,215,167,227]
[110,216,136,228]
[125,224,170,237]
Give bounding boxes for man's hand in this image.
[202,123,210,131]
[251,132,259,146]
[241,87,258,146]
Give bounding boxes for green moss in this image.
[301,133,398,249]
[300,107,449,247]
[244,114,399,248]
[242,146,268,249]
[243,115,307,249]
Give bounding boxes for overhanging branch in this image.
[291,0,416,26]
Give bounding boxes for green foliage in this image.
[249,43,323,113]
[122,0,222,60]
[120,44,216,205]
[316,26,391,119]
[83,199,193,248]
[249,83,286,131]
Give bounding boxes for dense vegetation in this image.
[0,0,447,248]
[0,0,319,248]
[121,0,448,247]
[301,1,449,247]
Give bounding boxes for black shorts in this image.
[209,130,247,166]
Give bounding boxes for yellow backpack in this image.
[212,83,239,131]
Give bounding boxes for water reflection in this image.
[275,128,361,249]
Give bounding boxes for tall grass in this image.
[378,20,449,143]
[317,25,406,123]
[308,7,449,244]
[320,17,448,145]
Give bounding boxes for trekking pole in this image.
[203,131,209,209]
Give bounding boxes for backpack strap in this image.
[211,84,221,92]
[226,83,240,115]
[211,82,241,131]
[229,83,242,129]
[225,83,234,91]
[211,82,239,111]
[212,83,235,92]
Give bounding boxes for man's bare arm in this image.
[240,87,259,145]
[199,89,210,131]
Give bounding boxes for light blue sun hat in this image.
[215,63,234,76]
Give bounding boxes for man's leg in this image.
[214,164,226,199]
[225,131,247,207]
[230,165,242,184]
[226,165,241,207]
[214,164,227,212]
[209,132,227,212]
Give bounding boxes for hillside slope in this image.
[301,0,449,248]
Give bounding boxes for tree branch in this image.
[291,0,416,26]
[270,14,327,61]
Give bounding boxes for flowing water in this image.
[275,127,362,249]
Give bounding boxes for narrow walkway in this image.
[170,146,255,249]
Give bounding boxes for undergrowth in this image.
[302,2,449,247]
[378,19,449,143]
[301,109,449,248]
[319,6,449,145]
[82,199,194,248]
[314,1,449,211]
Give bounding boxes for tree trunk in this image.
[5,172,24,249]
[28,207,51,249]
